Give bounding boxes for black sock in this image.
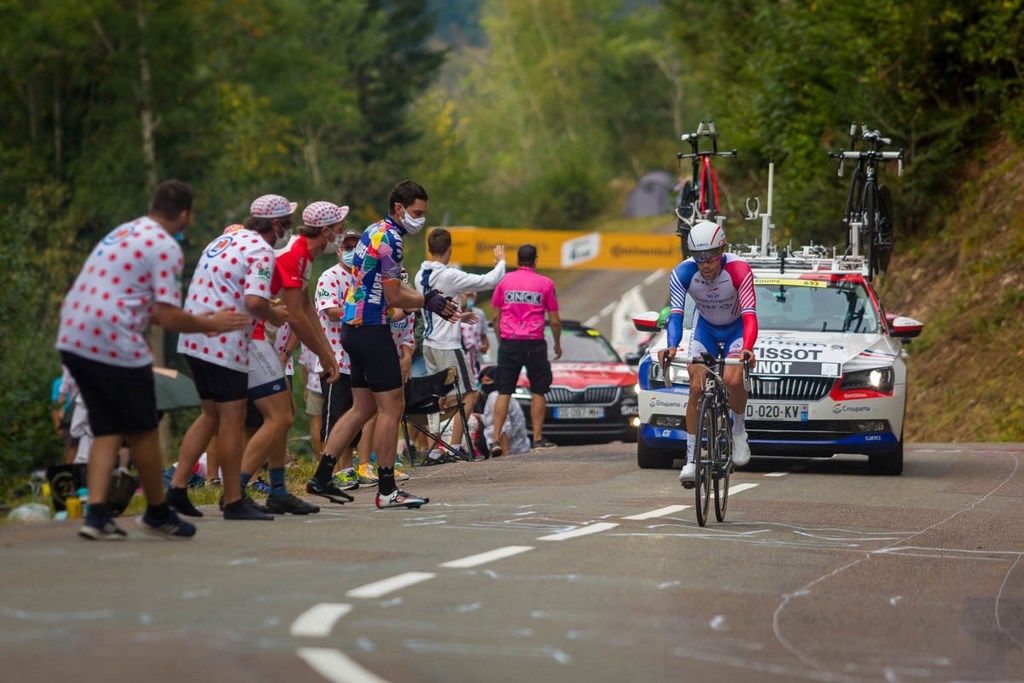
[378,467,396,496]
[313,454,338,482]
[86,502,110,523]
[146,502,172,520]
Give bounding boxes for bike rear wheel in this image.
[713,412,731,522]
[863,182,878,281]
[694,397,714,527]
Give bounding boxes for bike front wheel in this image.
[714,412,731,522]
[694,397,714,527]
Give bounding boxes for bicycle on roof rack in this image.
[674,121,737,244]
[828,123,905,282]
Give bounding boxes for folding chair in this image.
[401,366,476,466]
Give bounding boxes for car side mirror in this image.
[632,311,661,333]
[889,314,923,340]
[624,351,641,366]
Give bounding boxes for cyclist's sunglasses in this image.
[691,249,722,264]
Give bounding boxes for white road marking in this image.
[291,603,352,638]
[346,572,436,599]
[889,596,902,606]
[584,316,600,327]
[728,483,759,495]
[537,522,619,541]
[643,269,666,286]
[709,615,728,631]
[764,471,789,477]
[439,546,534,568]
[297,647,389,683]
[600,302,616,317]
[623,505,690,520]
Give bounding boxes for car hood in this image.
[518,361,635,389]
[648,329,899,372]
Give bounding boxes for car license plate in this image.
[745,403,809,421]
[554,406,605,419]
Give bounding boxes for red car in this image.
[482,321,640,442]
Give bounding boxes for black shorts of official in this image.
[60,351,159,437]
[184,355,248,403]
[496,339,552,396]
[342,324,402,393]
[320,372,363,448]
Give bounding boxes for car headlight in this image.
[650,361,689,386]
[623,384,638,397]
[840,367,894,393]
[512,386,531,398]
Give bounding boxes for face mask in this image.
[341,249,355,268]
[273,224,290,250]
[466,297,476,308]
[401,207,426,235]
[322,231,339,254]
[173,231,186,244]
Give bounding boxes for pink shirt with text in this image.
[491,266,558,341]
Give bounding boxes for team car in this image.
[481,321,640,442]
[633,247,923,475]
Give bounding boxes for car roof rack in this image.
[733,242,868,276]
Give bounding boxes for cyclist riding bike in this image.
[657,220,758,483]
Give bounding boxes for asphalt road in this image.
[1,442,1022,683]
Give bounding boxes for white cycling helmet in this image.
[687,220,726,253]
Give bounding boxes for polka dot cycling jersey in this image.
[177,228,274,372]
[57,216,184,368]
[343,217,404,327]
[252,234,314,341]
[315,263,354,374]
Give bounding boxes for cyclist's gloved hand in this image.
[423,290,460,322]
[740,349,756,368]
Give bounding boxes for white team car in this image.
[633,252,923,475]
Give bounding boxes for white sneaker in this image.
[678,462,696,483]
[731,430,751,466]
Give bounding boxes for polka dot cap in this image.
[250,194,297,219]
[302,201,350,227]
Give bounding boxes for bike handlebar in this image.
[677,149,737,160]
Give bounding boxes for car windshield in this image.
[544,327,621,362]
[754,279,880,333]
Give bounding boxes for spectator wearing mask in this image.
[461,292,489,380]
[415,229,505,461]
[478,367,530,456]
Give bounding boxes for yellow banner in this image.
[440,227,681,271]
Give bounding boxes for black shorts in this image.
[496,339,552,396]
[60,351,159,437]
[320,372,362,447]
[185,355,248,403]
[342,324,402,393]
[245,376,292,430]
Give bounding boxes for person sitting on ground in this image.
[478,366,530,456]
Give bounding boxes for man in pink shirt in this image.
[489,244,562,455]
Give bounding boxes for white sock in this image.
[731,410,745,434]
[686,433,696,464]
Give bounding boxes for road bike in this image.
[828,124,904,281]
[659,349,749,526]
[674,121,737,244]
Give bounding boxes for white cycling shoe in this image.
[678,462,696,484]
[731,430,751,466]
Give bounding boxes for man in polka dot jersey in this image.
[237,198,345,515]
[56,180,250,541]
[167,216,290,521]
